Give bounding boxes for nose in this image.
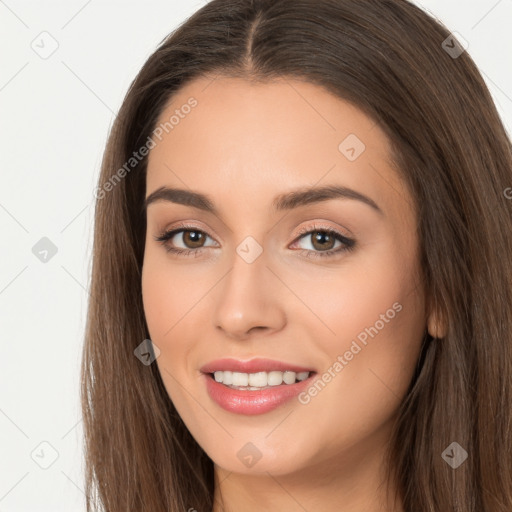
[212,249,287,341]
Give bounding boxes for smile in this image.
[203,372,316,415]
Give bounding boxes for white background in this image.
[1,1,511,510]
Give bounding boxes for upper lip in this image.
[200,358,315,374]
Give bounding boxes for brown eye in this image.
[309,231,337,251]
[180,230,206,249]
[291,225,356,260]
[154,226,217,255]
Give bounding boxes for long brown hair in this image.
[81,1,512,510]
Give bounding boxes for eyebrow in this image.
[143,184,383,216]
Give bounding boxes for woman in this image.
[81,0,512,510]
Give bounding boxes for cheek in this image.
[295,245,425,431]
[141,251,187,373]
[141,248,211,386]
[141,270,172,343]
[286,239,423,351]
[141,245,203,341]
[141,259,193,410]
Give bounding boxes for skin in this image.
[141,76,443,512]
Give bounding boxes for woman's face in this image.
[142,76,427,477]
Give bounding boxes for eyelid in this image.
[156,221,219,241]
[292,221,353,239]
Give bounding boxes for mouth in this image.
[200,358,317,415]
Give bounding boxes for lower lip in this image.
[203,373,315,415]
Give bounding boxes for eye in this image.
[153,224,217,256]
[290,223,356,259]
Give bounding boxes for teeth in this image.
[232,372,249,386]
[212,370,311,389]
[249,371,267,387]
[268,371,283,386]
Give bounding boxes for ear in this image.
[427,308,446,339]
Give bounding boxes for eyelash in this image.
[153,222,356,260]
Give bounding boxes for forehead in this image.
[146,76,409,221]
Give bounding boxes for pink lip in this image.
[203,373,316,415]
[200,357,314,374]
[200,358,316,415]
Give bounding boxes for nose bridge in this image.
[212,239,285,338]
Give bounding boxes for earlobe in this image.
[427,310,446,339]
